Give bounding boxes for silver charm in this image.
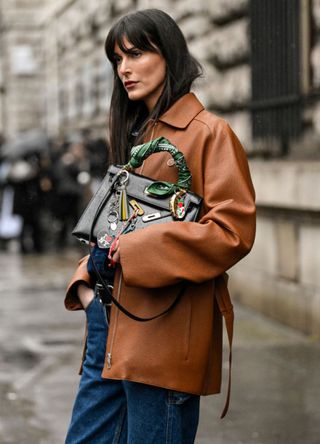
[97,231,113,249]
[108,210,119,232]
[110,222,118,231]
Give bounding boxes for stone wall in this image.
[230,161,320,337]
[40,0,253,140]
[0,0,46,137]
[41,0,115,138]
[311,0,320,151]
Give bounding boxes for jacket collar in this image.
[158,93,204,129]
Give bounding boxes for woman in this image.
[64,9,256,444]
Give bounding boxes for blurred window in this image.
[10,45,38,75]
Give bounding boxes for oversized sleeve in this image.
[119,120,256,288]
[64,255,92,310]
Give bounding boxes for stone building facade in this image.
[0,0,319,336]
[0,0,46,136]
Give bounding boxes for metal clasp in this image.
[115,169,129,186]
[142,212,161,222]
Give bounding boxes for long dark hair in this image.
[105,9,203,164]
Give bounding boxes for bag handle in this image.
[124,136,192,196]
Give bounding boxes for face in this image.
[114,36,167,112]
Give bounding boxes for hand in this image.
[78,283,94,310]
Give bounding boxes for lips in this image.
[124,80,138,88]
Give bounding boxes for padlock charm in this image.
[170,190,186,220]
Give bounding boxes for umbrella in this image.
[1,129,49,159]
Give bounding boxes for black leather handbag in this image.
[73,136,202,244]
[72,136,202,321]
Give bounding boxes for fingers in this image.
[112,248,120,263]
[108,239,120,265]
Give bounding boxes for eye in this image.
[130,50,142,58]
[113,54,122,65]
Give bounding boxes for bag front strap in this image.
[215,283,234,419]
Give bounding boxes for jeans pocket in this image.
[167,390,193,405]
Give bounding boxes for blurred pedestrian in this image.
[64,9,256,444]
[86,138,109,193]
[53,141,90,247]
[8,152,44,253]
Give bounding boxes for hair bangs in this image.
[105,16,159,66]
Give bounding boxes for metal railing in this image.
[249,0,303,144]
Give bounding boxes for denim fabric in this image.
[87,245,115,283]
[65,295,200,444]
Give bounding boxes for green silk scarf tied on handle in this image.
[123,136,192,197]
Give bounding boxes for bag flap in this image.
[107,165,202,212]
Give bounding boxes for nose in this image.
[118,56,131,77]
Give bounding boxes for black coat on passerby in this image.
[54,159,81,216]
[51,149,86,246]
[86,138,109,179]
[9,153,44,252]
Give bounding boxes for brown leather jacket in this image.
[65,93,256,415]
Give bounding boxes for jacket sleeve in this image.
[64,255,92,310]
[119,120,256,288]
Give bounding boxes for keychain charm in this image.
[116,170,130,221]
[97,231,114,248]
[170,190,186,219]
[129,199,144,216]
[119,185,129,220]
[108,210,119,232]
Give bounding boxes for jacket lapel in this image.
[158,93,204,128]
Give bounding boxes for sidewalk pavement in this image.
[0,250,319,444]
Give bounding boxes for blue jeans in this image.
[65,295,200,444]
